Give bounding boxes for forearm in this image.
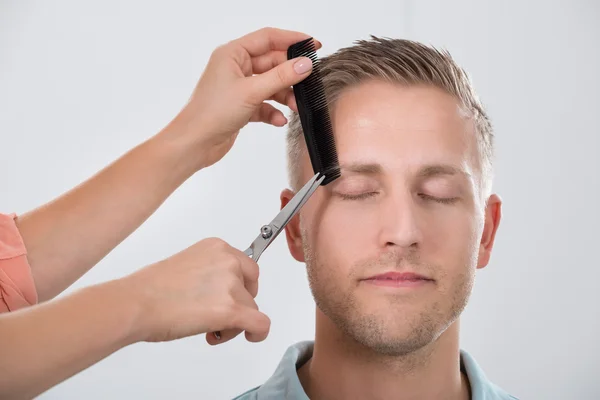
[0,278,141,399]
[16,119,201,301]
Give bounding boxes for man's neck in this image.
[297,313,470,400]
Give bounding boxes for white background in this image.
[1,1,599,399]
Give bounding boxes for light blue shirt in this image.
[233,341,517,400]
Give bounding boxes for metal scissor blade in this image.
[244,172,324,261]
[271,172,324,231]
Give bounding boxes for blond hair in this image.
[286,36,494,197]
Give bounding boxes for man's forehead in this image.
[330,82,474,135]
[320,82,479,169]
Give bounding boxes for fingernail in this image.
[294,57,312,74]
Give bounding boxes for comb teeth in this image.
[288,38,340,186]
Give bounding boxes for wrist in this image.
[95,277,147,346]
[155,107,212,173]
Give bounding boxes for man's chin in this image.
[355,303,434,327]
[334,311,444,355]
[350,331,436,357]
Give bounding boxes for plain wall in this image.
[1,0,598,398]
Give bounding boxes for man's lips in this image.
[366,272,433,281]
[361,272,434,288]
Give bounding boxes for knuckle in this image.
[224,296,238,313]
[261,314,272,330]
[253,313,270,336]
[225,273,240,292]
[241,79,262,106]
[248,261,260,281]
[221,302,239,326]
[260,26,276,35]
[228,305,246,326]
[203,237,219,245]
[224,253,242,271]
[211,44,229,59]
[275,65,288,85]
[222,270,239,290]
[205,237,228,250]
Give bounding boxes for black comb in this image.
[287,38,340,186]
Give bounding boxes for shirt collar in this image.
[255,341,515,400]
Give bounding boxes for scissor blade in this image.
[271,173,324,231]
[244,173,324,262]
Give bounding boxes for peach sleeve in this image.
[0,212,38,312]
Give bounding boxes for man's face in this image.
[282,80,501,356]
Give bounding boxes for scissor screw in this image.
[261,225,273,239]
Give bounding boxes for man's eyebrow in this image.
[339,163,383,175]
[338,163,471,179]
[417,164,471,179]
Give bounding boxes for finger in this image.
[250,103,287,127]
[206,328,242,345]
[270,88,297,112]
[227,292,271,342]
[245,57,313,105]
[234,27,321,57]
[222,246,261,297]
[207,287,268,344]
[251,50,287,74]
[234,308,271,342]
[206,307,269,345]
[236,256,260,298]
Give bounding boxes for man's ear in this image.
[281,189,305,262]
[477,194,502,269]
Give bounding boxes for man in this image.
[235,36,516,399]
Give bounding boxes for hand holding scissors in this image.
[212,172,325,340]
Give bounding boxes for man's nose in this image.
[377,191,423,250]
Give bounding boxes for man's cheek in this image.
[323,226,370,266]
[425,215,473,246]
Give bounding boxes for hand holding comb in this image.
[212,37,340,341]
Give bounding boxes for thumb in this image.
[247,57,313,104]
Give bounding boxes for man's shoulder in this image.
[231,341,314,400]
[231,386,260,400]
[460,349,519,400]
[482,380,519,400]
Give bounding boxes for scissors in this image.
[213,172,325,339]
